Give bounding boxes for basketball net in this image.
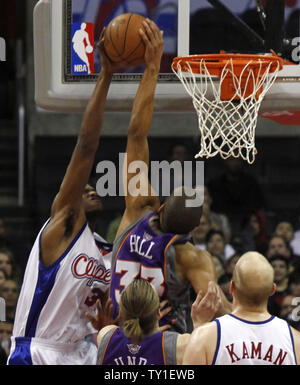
[172,54,283,164]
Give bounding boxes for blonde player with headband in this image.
[97,279,221,365]
[183,252,300,365]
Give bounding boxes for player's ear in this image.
[157,309,160,319]
[229,280,234,295]
[270,283,276,297]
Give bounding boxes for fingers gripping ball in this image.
[104,13,147,67]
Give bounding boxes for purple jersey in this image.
[98,327,178,365]
[110,212,191,333]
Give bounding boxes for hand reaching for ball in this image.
[139,19,164,73]
[97,27,119,74]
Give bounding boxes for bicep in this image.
[184,250,217,294]
[184,254,232,316]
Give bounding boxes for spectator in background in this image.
[218,273,232,302]
[0,321,13,364]
[274,221,295,245]
[0,279,19,323]
[203,186,231,242]
[0,219,28,274]
[0,249,13,280]
[266,235,292,261]
[274,221,300,265]
[241,210,268,254]
[0,248,22,285]
[291,207,300,257]
[191,214,212,250]
[0,219,7,247]
[207,157,265,236]
[0,269,7,289]
[266,235,300,274]
[274,221,297,258]
[202,186,231,243]
[168,142,189,165]
[224,253,241,276]
[288,270,300,298]
[268,255,290,317]
[279,295,300,331]
[205,229,235,263]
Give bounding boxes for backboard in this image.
[34,0,300,123]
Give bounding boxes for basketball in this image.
[104,13,147,67]
[85,45,93,54]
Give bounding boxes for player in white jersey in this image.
[7,31,119,365]
[183,252,300,365]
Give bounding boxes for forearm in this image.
[78,70,112,151]
[128,65,159,138]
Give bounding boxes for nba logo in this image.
[71,23,94,75]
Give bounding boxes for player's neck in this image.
[231,304,272,322]
[87,218,97,233]
[86,211,99,233]
[148,215,164,235]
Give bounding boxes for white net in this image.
[172,56,281,164]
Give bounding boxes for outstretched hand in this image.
[157,299,172,332]
[86,297,120,331]
[191,281,222,329]
[97,28,119,75]
[139,18,164,72]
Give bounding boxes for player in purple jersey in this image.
[109,19,232,333]
[98,279,221,365]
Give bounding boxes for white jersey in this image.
[8,220,112,365]
[213,314,297,365]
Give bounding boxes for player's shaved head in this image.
[160,186,202,235]
[232,252,275,307]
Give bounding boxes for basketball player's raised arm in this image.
[119,20,164,231]
[51,37,113,218]
[41,32,116,265]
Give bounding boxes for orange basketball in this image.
[104,13,146,67]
